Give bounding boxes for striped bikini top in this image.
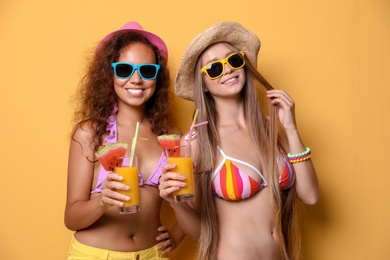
[211,148,295,201]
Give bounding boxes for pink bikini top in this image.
[91,105,166,194]
[212,148,295,201]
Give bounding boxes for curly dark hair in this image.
[71,31,174,151]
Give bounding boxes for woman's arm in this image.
[64,124,130,230]
[159,163,201,239]
[64,125,108,230]
[284,129,320,205]
[268,90,320,205]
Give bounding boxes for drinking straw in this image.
[129,122,148,166]
[191,109,200,126]
[185,109,208,156]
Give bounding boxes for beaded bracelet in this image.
[287,147,311,164]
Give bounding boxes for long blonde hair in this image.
[193,44,300,260]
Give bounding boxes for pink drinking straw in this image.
[185,109,208,156]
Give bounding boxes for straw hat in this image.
[97,21,168,61]
[175,21,261,101]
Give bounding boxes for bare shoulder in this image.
[72,121,97,144]
[70,121,99,160]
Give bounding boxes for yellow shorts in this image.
[67,235,169,260]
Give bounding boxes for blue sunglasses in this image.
[111,62,160,80]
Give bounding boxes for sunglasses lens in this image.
[206,63,223,78]
[228,54,244,68]
[115,64,134,78]
[139,65,158,79]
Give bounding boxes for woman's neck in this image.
[116,102,146,126]
[215,98,245,127]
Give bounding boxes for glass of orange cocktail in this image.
[114,156,140,214]
[165,145,194,202]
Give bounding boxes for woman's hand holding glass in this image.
[159,163,186,203]
[100,172,130,208]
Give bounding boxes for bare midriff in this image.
[215,189,282,260]
[75,186,162,252]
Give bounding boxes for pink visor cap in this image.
[97,21,168,61]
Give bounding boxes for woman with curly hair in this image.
[159,22,319,260]
[65,21,184,259]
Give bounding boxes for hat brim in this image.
[175,21,261,101]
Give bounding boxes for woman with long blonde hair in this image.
[160,22,319,260]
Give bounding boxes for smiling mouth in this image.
[223,76,238,84]
[126,88,144,94]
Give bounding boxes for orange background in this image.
[1,1,389,259]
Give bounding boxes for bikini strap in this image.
[214,147,268,186]
[105,104,118,145]
[217,147,227,158]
